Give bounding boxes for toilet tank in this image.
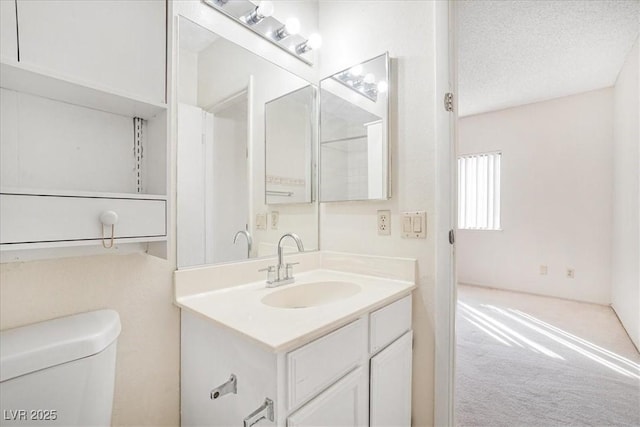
[0,310,121,427]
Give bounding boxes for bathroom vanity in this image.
[176,252,415,427]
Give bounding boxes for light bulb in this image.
[377,81,388,93]
[246,0,274,24]
[307,33,322,49]
[363,73,375,84]
[285,18,300,35]
[256,1,274,18]
[296,33,322,54]
[275,17,300,40]
[349,64,363,76]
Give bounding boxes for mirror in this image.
[265,85,316,204]
[319,53,390,202]
[176,17,318,269]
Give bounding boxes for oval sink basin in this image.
[261,281,361,309]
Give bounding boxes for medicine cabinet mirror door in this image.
[320,53,390,202]
[176,17,318,269]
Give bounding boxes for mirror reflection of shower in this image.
[178,86,251,266]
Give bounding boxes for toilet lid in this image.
[0,309,121,382]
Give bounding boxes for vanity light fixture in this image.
[201,0,320,65]
[333,64,387,102]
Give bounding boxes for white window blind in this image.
[458,152,501,230]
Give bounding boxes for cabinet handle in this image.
[210,374,237,400]
[100,211,119,249]
[243,398,274,427]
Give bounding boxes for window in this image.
[458,152,501,230]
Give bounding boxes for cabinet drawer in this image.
[0,192,166,246]
[370,295,412,354]
[287,318,366,410]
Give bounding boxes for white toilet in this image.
[0,310,121,426]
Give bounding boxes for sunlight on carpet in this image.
[455,287,640,427]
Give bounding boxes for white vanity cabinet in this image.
[15,0,166,103]
[180,294,413,427]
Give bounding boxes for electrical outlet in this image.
[377,210,391,235]
[256,213,267,230]
[540,265,548,275]
[271,211,279,230]
[566,268,575,279]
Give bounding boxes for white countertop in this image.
[176,269,415,353]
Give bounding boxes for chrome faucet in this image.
[233,230,253,259]
[259,232,304,287]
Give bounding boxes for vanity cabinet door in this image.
[1,0,18,61]
[370,331,413,427]
[16,0,166,103]
[287,367,368,427]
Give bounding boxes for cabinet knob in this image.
[100,211,118,248]
[100,210,119,226]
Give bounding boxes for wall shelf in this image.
[0,59,167,120]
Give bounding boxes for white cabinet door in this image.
[370,331,413,427]
[1,0,18,61]
[16,0,165,103]
[287,367,368,427]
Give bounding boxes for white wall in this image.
[457,88,614,304]
[318,2,439,425]
[0,255,179,426]
[611,38,640,349]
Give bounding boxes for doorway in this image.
[450,1,640,425]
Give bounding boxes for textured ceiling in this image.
[458,0,640,117]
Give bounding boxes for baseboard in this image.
[610,304,640,353]
[456,281,610,307]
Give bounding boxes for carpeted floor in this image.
[455,284,640,427]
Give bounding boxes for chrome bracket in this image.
[210,374,237,400]
[243,398,274,427]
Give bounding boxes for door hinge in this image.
[449,229,455,245]
[444,92,454,112]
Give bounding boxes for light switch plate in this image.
[402,211,426,238]
[271,211,279,229]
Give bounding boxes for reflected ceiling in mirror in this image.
[320,53,390,202]
[176,17,318,269]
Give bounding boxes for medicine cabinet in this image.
[320,53,391,202]
[0,0,169,261]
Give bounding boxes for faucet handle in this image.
[259,265,276,284]
[285,262,300,279]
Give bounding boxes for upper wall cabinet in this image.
[0,1,168,261]
[0,0,18,61]
[15,0,166,104]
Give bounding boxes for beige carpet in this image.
[455,284,640,426]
